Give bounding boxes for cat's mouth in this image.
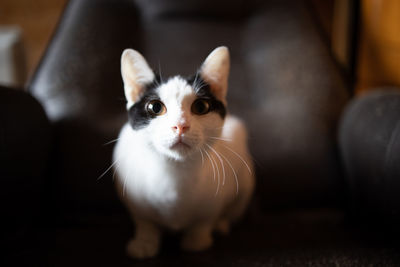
[170,139,191,150]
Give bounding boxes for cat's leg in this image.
[214,218,230,235]
[222,169,254,227]
[227,192,251,222]
[126,219,161,259]
[181,222,213,251]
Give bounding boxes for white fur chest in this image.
[113,124,221,230]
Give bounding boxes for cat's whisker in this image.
[103,138,120,146]
[206,148,221,196]
[98,159,120,180]
[152,72,160,87]
[208,136,232,142]
[203,149,216,183]
[198,148,205,166]
[196,80,205,90]
[212,151,221,196]
[205,145,221,196]
[112,162,119,181]
[220,152,239,195]
[112,154,126,182]
[212,127,225,131]
[222,144,252,175]
[122,159,133,197]
[195,83,207,94]
[193,71,200,92]
[123,175,128,197]
[193,74,207,94]
[206,143,226,188]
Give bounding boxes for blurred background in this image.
[1,0,400,93]
[2,0,400,266]
[0,0,67,86]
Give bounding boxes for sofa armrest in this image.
[339,89,400,225]
[28,0,142,122]
[0,86,52,249]
[26,0,142,218]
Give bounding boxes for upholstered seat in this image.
[3,0,400,265]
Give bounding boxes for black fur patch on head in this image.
[127,74,161,130]
[187,74,226,119]
[127,73,226,130]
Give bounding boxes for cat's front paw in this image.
[181,228,213,252]
[126,238,159,259]
[215,219,230,235]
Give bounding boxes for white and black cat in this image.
[113,46,255,259]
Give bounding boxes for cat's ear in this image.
[200,46,230,101]
[121,49,155,107]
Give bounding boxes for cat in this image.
[112,46,255,259]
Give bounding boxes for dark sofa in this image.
[2,0,400,266]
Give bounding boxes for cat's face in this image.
[121,47,230,161]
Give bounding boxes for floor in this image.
[0,0,67,83]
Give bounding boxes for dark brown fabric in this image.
[29,0,349,215]
[0,86,52,257]
[339,89,400,224]
[6,0,399,265]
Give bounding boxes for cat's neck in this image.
[162,150,203,169]
[139,136,203,169]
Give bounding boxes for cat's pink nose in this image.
[172,124,190,135]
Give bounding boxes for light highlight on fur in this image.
[112,47,255,259]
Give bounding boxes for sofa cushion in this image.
[133,0,263,19]
[29,0,349,217]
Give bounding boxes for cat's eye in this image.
[191,99,210,115]
[146,100,167,116]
